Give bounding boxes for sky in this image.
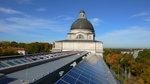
[0,0,150,48]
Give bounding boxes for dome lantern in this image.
[78,10,86,19]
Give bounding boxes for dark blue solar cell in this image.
[78,75,89,84]
[62,75,76,84]
[75,66,97,78]
[90,80,101,84]
[68,70,80,78]
[0,76,17,84]
[80,71,91,78]
[76,80,85,84]
[56,80,68,84]
[90,72,107,81]
[82,65,95,71]
[76,67,93,75]
[72,68,83,74]
[76,66,87,72]
[90,76,105,84]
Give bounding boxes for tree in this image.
[104,48,150,84]
[10,41,18,47]
[0,41,52,56]
[25,42,52,54]
[136,49,150,64]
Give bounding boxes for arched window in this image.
[76,34,84,39]
[89,36,92,39]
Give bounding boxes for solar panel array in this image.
[0,55,50,69]
[0,51,88,84]
[0,51,80,70]
[56,56,116,84]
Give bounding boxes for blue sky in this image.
[0,0,150,48]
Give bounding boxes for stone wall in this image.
[53,41,103,57]
[67,29,94,40]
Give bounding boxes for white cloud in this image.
[0,7,23,15]
[130,12,150,22]
[0,16,69,39]
[131,12,149,18]
[0,7,71,41]
[36,8,46,12]
[90,18,103,26]
[98,26,150,48]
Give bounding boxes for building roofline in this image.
[55,40,103,43]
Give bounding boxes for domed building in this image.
[53,10,103,56]
[68,10,95,40]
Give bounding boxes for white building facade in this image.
[53,10,103,56]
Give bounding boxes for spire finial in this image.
[78,10,86,19]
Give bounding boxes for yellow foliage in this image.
[141,66,150,84]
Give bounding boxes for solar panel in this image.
[0,63,6,68]
[6,61,17,66]
[20,59,28,63]
[55,56,116,84]
[0,52,83,72]
[16,59,26,63]
[13,60,23,64]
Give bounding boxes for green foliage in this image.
[10,41,18,47]
[0,41,52,56]
[141,65,150,84]
[131,62,143,76]
[120,54,133,69]
[26,42,52,54]
[104,48,150,84]
[104,48,121,56]
[0,47,19,56]
[136,49,150,64]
